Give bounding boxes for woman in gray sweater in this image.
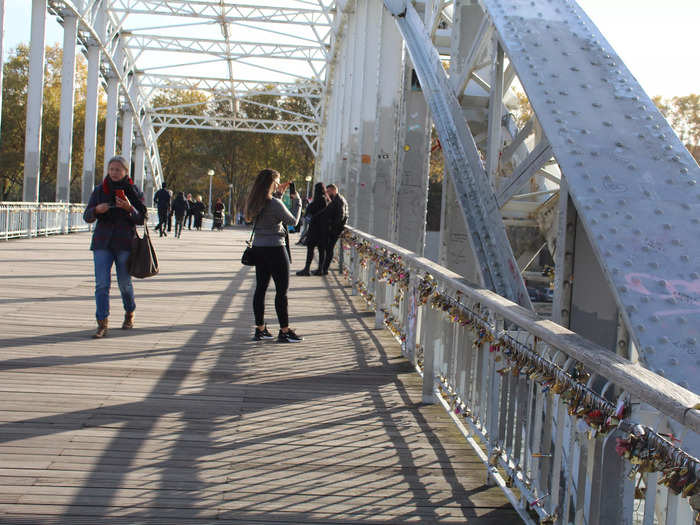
[244,169,303,342]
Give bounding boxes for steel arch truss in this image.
[47,0,332,161]
[48,0,165,185]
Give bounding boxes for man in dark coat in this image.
[322,184,348,275]
[153,182,171,237]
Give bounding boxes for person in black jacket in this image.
[296,182,329,276]
[185,193,195,229]
[322,184,348,275]
[172,191,189,238]
[153,182,170,237]
[192,195,205,230]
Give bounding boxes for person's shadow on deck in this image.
[0,265,516,524]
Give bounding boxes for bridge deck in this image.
[0,228,517,524]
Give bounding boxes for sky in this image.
[1,0,698,98]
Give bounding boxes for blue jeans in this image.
[93,249,135,320]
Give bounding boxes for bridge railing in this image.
[0,202,159,240]
[341,226,699,525]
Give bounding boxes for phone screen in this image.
[289,182,296,194]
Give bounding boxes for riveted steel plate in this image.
[483,0,700,392]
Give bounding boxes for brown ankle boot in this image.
[93,318,108,338]
[122,311,135,329]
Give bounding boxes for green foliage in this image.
[153,89,315,216]
[653,94,700,164]
[1,45,315,208]
[0,44,106,201]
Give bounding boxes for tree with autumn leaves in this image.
[1,44,106,201]
[0,45,315,213]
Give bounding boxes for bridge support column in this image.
[331,48,347,189]
[344,8,365,225]
[104,83,119,172]
[121,106,134,168]
[143,170,154,207]
[104,37,125,174]
[56,12,78,203]
[393,60,430,255]
[439,175,482,283]
[439,2,486,283]
[133,142,145,192]
[82,3,106,203]
[353,0,382,233]
[553,180,618,351]
[371,4,403,239]
[22,0,47,202]
[0,0,5,144]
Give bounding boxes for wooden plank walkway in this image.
[0,228,518,524]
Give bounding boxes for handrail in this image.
[0,201,157,240]
[345,226,700,433]
[342,225,699,525]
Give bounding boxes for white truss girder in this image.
[140,73,322,98]
[150,112,318,137]
[111,0,333,26]
[48,0,165,185]
[46,0,331,159]
[124,34,328,61]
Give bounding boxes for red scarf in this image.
[102,176,134,195]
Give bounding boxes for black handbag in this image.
[241,218,257,266]
[128,224,159,278]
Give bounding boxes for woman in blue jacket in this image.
[83,155,147,338]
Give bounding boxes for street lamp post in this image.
[304,175,312,198]
[228,183,233,225]
[207,169,214,216]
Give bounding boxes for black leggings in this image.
[253,246,290,328]
[304,243,326,271]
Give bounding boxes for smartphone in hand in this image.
[289,181,296,195]
[115,189,126,201]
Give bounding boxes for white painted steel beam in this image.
[103,37,125,174]
[354,0,382,232]
[148,112,318,136]
[393,57,430,255]
[371,5,403,239]
[0,0,5,145]
[123,34,327,61]
[139,74,322,98]
[23,0,47,203]
[496,139,553,207]
[82,40,102,203]
[384,0,532,308]
[56,12,79,202]
[485,40,504,184]
[110,1,333,26]
[133,142,145,191]
[439,0,485,283]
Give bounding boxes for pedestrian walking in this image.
[167,189,174,232]
[83,155,147,338]
[192,195,205,230]
[244,169,303,343]
[153,182,170,237]
[185,193,195,229]
[172,191,189,238]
